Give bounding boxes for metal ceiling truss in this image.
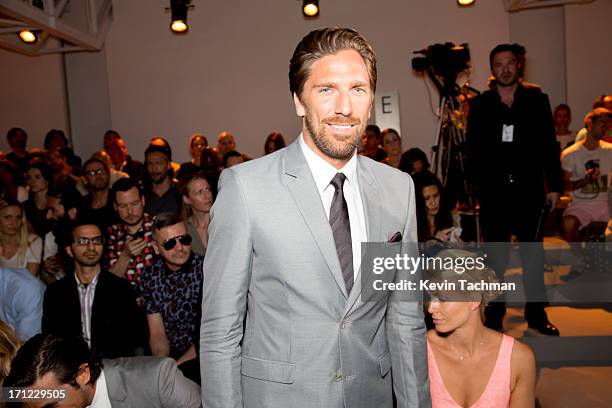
[0,0,113,56]
[503,0,596,12]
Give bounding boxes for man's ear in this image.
[76,363,91,386]
[66,245,74,259]
[68,208,78,221]
[293,93,306,117]
[152,240,161,256]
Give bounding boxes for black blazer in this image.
[466,84,562,211]
[42,271,145,359]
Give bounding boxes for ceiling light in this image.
[457,0,475,6]
[18,29,37,44]
[303,0,319,17]
[170,0,190,33]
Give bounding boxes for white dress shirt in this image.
[75,271,100,347]
[87,370,112,408]
[299,134,368,280]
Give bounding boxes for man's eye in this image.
[319,88,332,94]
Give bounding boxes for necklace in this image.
[448,331,486,361]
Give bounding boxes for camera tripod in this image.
[431,90,474,209]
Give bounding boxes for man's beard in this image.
[304,107,362,161]
[496,72,519,88]
[75,251,101,266]
[150,173,167,184]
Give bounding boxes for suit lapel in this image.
[283,142,348,299]
[344,157,383,315]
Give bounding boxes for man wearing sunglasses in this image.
[42,222,146,358]
[140,212,204,384]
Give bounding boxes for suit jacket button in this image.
[340,320,349,329]
[334,372,342,382]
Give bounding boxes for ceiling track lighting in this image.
[457,0,476,6]
[303,0,319,17]
[169,0,193,33]
[18,29,38,44]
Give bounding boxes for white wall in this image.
[103,0,510,163]
[565,0,612,130]
[509,6,566,107]
[0,48,68,153]
[1,0,611,163]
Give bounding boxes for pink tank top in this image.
[427,334,514,408]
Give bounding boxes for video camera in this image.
[412,43,470,87]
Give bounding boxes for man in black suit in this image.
[42,222,145,358]
[467,43,562,335]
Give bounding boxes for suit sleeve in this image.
[41,284,58,334]
[466,96,484,199]
[199,169,252,408]
[157,357,202,408]
[386,175,431,408]
[13,279,44,340]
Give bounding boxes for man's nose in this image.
[334,90,352,116]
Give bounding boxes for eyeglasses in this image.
[161,234,192,250]
[73,236,105,246]
[85,168,106,177]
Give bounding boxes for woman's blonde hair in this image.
[426,248,502,316]
[0,198,35,266]
[0,320,21,385]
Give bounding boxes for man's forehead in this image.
[493,51,516,63]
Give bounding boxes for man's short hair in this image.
[48,188,82,211]
[6,127,27,143]
[554,103,571,117]
[289,27,377,98]
[592,94,612,109]
[82,157,110,173]
[3,333,102,388]
[152,212,184,234]
[222,150,243,168]
[489,43,526,70]
[585,107,612,128]
[365,124,381,137]
[44,129,69,150]
[144,144,171,162]
[70,220,103,237]
[111,177,142,204]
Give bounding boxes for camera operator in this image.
[561,108,612,253]
[466,43,562,336]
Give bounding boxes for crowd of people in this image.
[0,26,610,408]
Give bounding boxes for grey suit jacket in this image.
[103,357,201,408]
[200,140,430,408]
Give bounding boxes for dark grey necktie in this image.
[329,173,354,294]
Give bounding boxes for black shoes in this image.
[527,320,560,336]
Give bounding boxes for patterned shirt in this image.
[141,253,204,359]
[105,213,156,287]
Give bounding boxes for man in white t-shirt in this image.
[561,107,612,243]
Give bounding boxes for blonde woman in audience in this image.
[0,198,42,277]
[0,320,21,385]
[178,171,214,256]
[426,248,536,408]
[381,128,402,168]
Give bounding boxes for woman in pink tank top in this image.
[424,249,536,407]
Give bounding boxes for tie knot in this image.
[330,173,347,191]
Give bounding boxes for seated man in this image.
[106,178,156,286]
[4,333,201,408]
[561,108,612,244]
[141,213,203,382]
[0,255,45,341]
[43,222,145,358]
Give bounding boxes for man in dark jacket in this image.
[467,43,562,335]
[43,222,146,357]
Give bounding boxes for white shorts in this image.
[563,200,610,229]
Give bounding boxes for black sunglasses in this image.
[161,234,192,250]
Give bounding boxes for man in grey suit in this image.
[200,27,430,407]
[4,333,201,408]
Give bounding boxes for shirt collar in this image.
[88,370,111,408]
[298,133,358,194]
[74,270,101,288]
